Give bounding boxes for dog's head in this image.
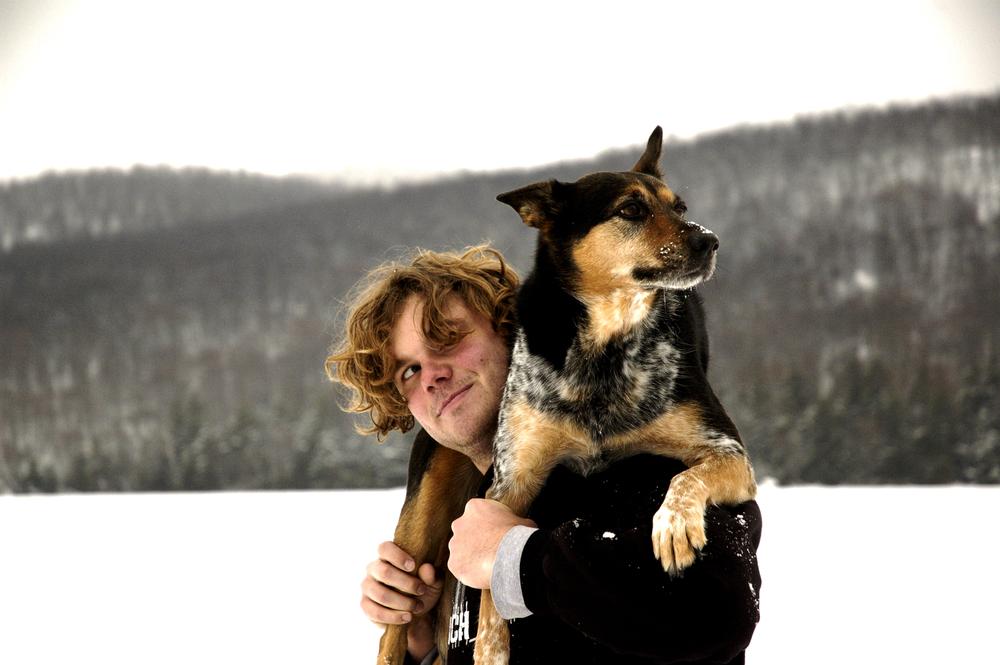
[498,127,718,299]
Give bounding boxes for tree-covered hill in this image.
[0,166,343,251]
[1,93,998,492]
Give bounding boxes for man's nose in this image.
[420,359,452,390]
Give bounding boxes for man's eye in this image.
[401,365,419,381]
[618,202,645,219]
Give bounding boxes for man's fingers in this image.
[376,541,417,573]
[360,595,413,626]
[361,576,425,614]
[366,559,426,596]
[359,541,441,630]
[417,562,439,588]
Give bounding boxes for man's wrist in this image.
[490,524,538,619]
[406,614,435,661]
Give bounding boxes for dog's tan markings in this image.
[571,189,706,347]
[570,179,694,306]
[644,215,690,266]
[582,289,658,350]
[494,400,592,513]
[571,222,664,347]
[377,447,480,665]
[659,188,678,208]
[473,593,509,664]
[606,400,705,457]
[616,188,649,205]
[613,402,756,496]
[635,180,689,260]
[401,445,482,549]
[571,223,631,296]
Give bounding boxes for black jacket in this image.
[445,455,762,664]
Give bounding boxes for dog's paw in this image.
[651,496,707,575]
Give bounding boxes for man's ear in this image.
[631,126,663,178]
[496,180,563,229]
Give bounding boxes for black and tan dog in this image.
[378,127,756,665]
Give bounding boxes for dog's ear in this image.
[631,126,663,178]
[497,180,562,229]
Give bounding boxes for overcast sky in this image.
[1,0,998,183]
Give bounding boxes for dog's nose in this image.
[687,230,719,257]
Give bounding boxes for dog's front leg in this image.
[378,501,447,665]
[377,442,481,665]
[470,483,541,665]
[472,404,592,664]
[652,450,756,575]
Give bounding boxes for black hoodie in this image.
[441,453,762,664]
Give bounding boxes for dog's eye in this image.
[673,199,688,215]
[618,202,646,220]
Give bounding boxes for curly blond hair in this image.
[326,245,519,439]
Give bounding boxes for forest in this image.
[1,93,998,492]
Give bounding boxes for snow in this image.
[853,268,877,292]
[1,485,997,664]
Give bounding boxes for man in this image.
[328,245,761,664]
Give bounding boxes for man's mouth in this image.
[437,384,472,417]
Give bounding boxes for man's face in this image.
[389,295,509,470]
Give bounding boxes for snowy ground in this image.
[1,485,997,664]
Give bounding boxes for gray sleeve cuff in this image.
[490,524,538,620]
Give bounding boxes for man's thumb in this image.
[418,562,440,589]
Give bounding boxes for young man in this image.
[328,245,762,665]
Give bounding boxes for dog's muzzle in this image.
[686,229,719,258]
[658,227,719,262]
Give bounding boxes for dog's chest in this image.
[506,294,682,440]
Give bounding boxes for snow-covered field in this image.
[1,485,997,664]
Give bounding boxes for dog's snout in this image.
[687,230,719,257]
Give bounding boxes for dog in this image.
[377,127,756,664]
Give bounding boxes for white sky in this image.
[1,0,999,184]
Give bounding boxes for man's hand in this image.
[360,541,443,660]
[448,499,537,589]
